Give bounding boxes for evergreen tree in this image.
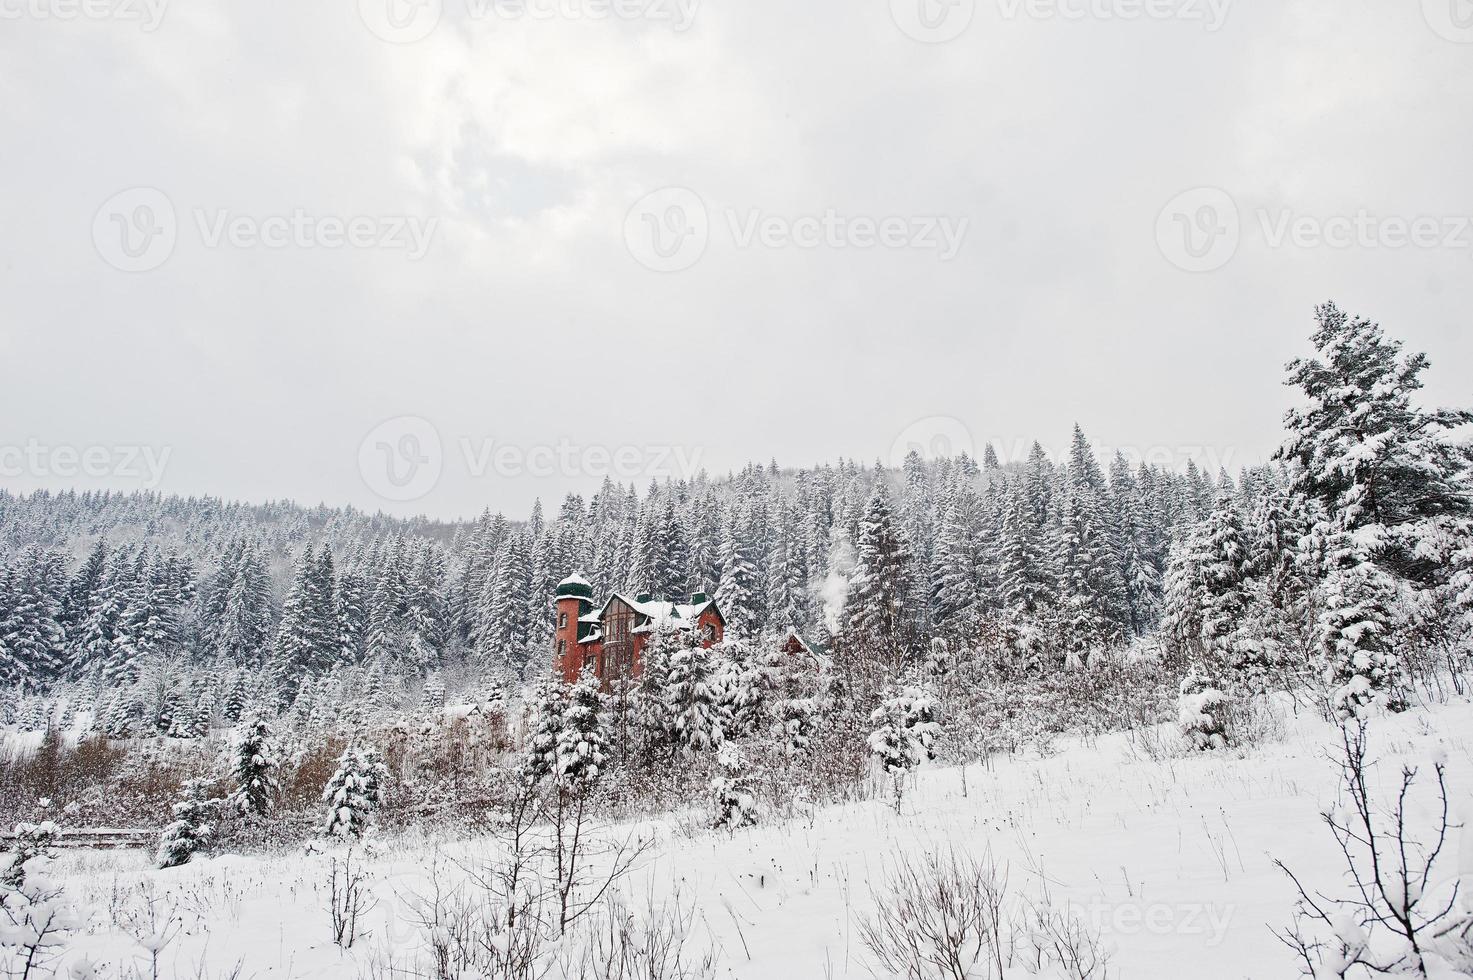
[715,509,760,638]
[157,780,215,869]
[1276,302,1473,586]
[230,717,279,817]
[931,485,981,632]
[321,747,389,838]
[555,671,607,791]
[1319,535,1406,718]
[523,675,569,783]
[845,482,917,668]
[709,746,758,829]
[665,634,725,757]
[218,544,273,664]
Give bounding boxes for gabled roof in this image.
[590,592,725,632]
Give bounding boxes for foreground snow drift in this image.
[39,698,1473,979]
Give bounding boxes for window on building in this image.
[558,611,568,628]
[556,639,566,658]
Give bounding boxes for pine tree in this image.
[634,623,681,755]
[157,780,215,869]
[230,717,279,817]
[555,671,607,791]
[1177,665,1231,751]
[219,544,273,664]
[709,746,758,829]
[1276,302,1473,586]
[867,685,941,809]
[321,747,389,838]
[715,508,761,638]
[1319,535,1406,719]
[523,675,569,783]
[335,567,368,664]
[931,485,981,632]
[665,634,725,757]
[845,482,917,668]
[482,532,533,675]
[714,637,773,739]
[275,545,337,692]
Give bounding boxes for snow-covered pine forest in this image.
[3,302,1473,978]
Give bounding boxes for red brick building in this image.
[551,573,726,686]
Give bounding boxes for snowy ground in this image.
[43,697,1473,979]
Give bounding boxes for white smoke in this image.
[819,531,857,635]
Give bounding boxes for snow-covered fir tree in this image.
[230,717,279,817]
[321,747,389,838]
[554,670,607,791]
[156,780,215,869]
[709,746,758,829]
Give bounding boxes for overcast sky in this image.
[2,0,1470,521]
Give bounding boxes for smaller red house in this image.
[551,573,725,686]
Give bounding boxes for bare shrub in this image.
[560,890,717,980]
[327,847,378,949]
[1274,719,1472,977]
[858,849,1110,980]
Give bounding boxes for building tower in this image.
[552,572,595,683]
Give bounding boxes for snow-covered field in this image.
[46,698,1473,979]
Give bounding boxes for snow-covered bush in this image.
[156,779,215,869]
[1177,666,1232,751]
[321,747,388,839]
[709,747,758,830]
[0,821,75,980]
[776,696,819,757]
[1,821,57,890]
[867,686,941,775]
